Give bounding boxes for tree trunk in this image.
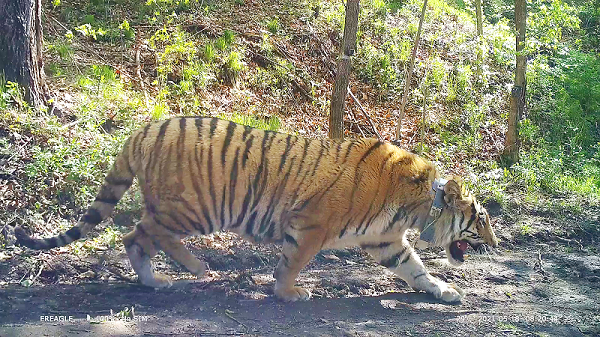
[503,0,527,164]
[475,0,483,36]
[329,0,359,140]
[0,0,49,108]
[396,0,427,140]
[475,0,483,86]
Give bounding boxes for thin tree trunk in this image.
[329,0,359,140]
[503,0,527,164]
[0,0,49,108]
[475,0,483,36]
[396,0,427,140]
[475,0,483,86]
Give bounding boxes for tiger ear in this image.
[443,177,469,211]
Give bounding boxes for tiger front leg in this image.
[273,227,325,302]
[364,239,465,303]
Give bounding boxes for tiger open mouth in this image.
[449,240,469,262]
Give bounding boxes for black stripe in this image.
[342,141,356,163]
[410,215,419,228]
[105,176,133,186]
[136,223,148,235]
[65,227,82,240]
[209,118,219,138]
[361,242,393,249]
[246,212,258,236]
[460,204,478,236]
[412,170,429,184]
[286,139,312,207]
[266,221,276,239]
[355,202,375,234]
[222,121,237,166]
[207,144,218,228]
[309,141,326,177]
[313,170,343,203]
[82,208,102,225]
[259,156,296,235]
[284,234,298,247]
[191,143,213,234]
[242,125,252,140]
[242,135,254,168]
[358,141,383,164]
[363,203,387,234]
[414,272,427,280]
[220,185,226,229]
[250,132,275,210]
[201,204,214,234]
[154,216,188,235]
[177,117,187,185]
[135,124,151,150]
[195,118,204,138]
[278,134,293,173]
[47,237,59,249]
[94,196,119,205]
[384,207,406,233]
[380,247,406,268]
[294,224,319,231]
[334,142,343,163]
[232,186,252,229]
[146,119,171,187]
[229,148,240,225]
[399,254,411,264]
[339,219,352,238]
[282,254,290,268]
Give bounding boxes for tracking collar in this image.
[419,178,448,243]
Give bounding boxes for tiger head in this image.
[433,176,498,266]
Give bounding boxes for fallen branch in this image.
[224,310,249,334]
[535,250,545,275]
[345,109,366,138]
[248,49,313,101]
[347,89,383,141]
[135,36,150,110]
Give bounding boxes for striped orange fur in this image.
[15,117,497,302]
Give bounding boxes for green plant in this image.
[267,18,279,34]
[118,20,135,40]
[221,112,281,131]
[47,41,74,60]
[75,24,106,41]
[520,223,532,235]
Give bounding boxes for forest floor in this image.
[1,202,599,337]
[1,0,599,336]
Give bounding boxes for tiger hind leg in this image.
[123,225,173,288]
[273,227,325,302]
[364,239,464,303]
[152,233,206,278]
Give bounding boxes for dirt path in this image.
[1,239,599,336]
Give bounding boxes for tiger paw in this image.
[191,261,207,278]
[142,273,173,289]
[274,285,312,302]
[437,282,465,303]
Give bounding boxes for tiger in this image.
[15,116,498,303]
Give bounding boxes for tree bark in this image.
[475,0,483,36]
[396,0,427,140]
[503,0,527,164]
[0,0,49,108]
[475,0,483,86]
[329,0,359,140]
